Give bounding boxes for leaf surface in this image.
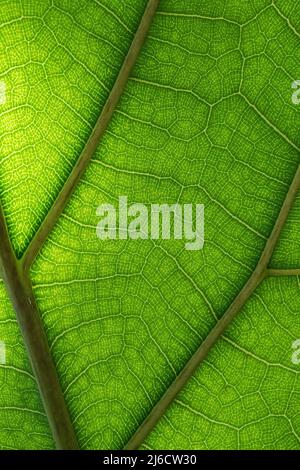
[0,0,299,450]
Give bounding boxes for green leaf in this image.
[0,282,54,449]
[0,0,299,451]
[143,278,300,450]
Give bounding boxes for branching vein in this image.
[0,0,160,450]
[125,165,300,450]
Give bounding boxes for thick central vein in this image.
[0,0,160,450]
[22,0,161,273]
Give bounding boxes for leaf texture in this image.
[0,0,300,451]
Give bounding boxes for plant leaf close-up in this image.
[0,0,300,451]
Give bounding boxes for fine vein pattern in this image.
[0,0,299,451]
